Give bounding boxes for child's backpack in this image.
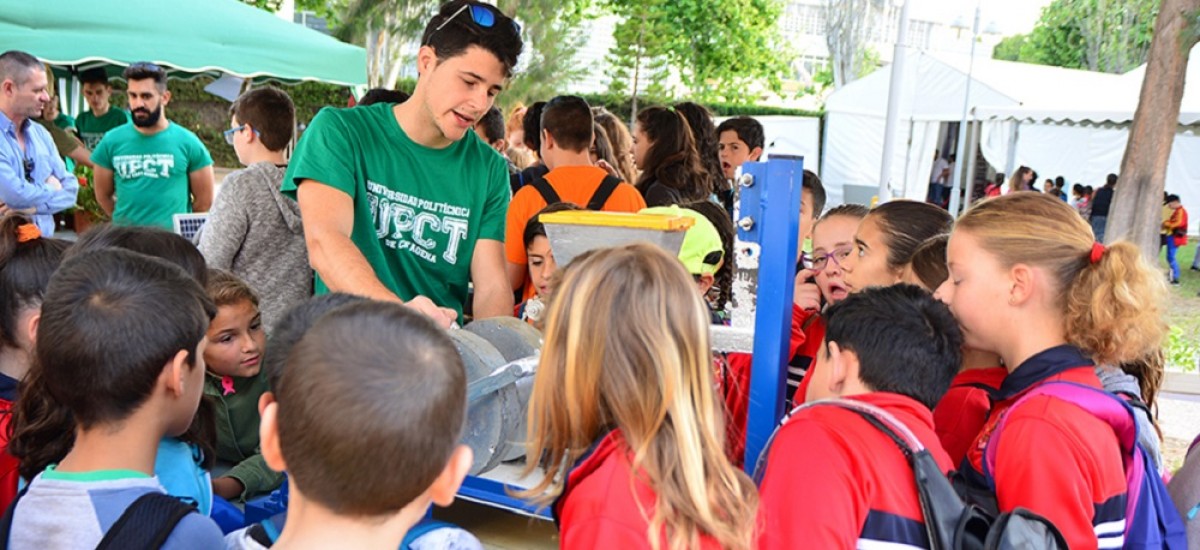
[754,398,1067,550]
[0,491,197,549]
[528,174,622,212]
[244,512,485,550]
[982,381,1187,550]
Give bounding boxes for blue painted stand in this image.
[456,157,803,513]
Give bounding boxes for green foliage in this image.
[993,34,1028,62]
[243,0,339,22]
[1167,325,1199,373]
[1001,0,1157,74]
[604,0,793,104]
[577,92,820,122]
[72,165,109,222]
[495,0,594,107]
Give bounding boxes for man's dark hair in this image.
[358,88,410,106]
[1167,194,1181,204]
[869,200,954,272]
[0,51,42,86]
[263,293,369,390]
[276,301,466,515]
[540,95,592,153]
[230,87,295,152]
[993,172,1005,185]
[1106,173,1118,187]
[823,284,962,410]
[802,169,827,218]
[122,61,167,92]
[33,248,215,428]
[80,67,110,86]
[716,116,765,150]
[523,101,546,152]
[948,154,956,162]
[420,0,523,76]
[1054,175,1066,189]
[476,106,505,144]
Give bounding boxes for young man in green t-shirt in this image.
[91,62,214,230]
[285,0,523,327]
[75,68,130,150]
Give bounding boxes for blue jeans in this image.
[1167,237,1180,281]
[1090,215,1108,243]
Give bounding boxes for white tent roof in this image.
[978,44,1200,125]
[825,50,1123,121]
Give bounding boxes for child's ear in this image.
[162,349,192,398]
[541,129,553,151]
[259,400,287,473]
[826,341,859,396]
[1009,263,1035,306]
[258,391,275,416]
[749,147,763,161]
[24,311,40,347]
[427,445,473,507]
[697,273,715,295]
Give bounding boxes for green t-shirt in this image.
[283,103,509,318]
[53,113,75,132]
[76,108,130,150]
[91,122,213,230]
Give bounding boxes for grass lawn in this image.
[1159,239,1200,372]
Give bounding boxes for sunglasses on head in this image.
[22,158,34,183]
[128,61,163,73]
[432,3,521,37]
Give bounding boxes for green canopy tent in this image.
[0,0,366,111]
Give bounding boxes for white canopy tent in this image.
[822,51,1123,207]
[977,45,1200,233]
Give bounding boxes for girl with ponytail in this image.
[934,192,1168,549]
[0,214,68,509]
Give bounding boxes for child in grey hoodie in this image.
[199,88,310,332]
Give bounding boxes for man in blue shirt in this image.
[0,50,79,236]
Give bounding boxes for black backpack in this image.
[528,174,622,211]
[0,489,196,549]
[754,398,1068,550]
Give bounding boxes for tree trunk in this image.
[1107,0,1200,258]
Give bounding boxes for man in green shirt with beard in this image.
[285,0,522,327]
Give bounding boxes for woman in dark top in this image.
[631,107,711,207]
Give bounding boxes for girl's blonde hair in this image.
[520,243,758,550]
[955,193,1167,366]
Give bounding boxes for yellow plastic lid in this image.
[539,210,695,231]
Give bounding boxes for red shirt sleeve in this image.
[759,418,866,550]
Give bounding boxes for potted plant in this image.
[72,165,110,234]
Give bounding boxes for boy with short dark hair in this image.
[250,302,474,550]
[715,116,764,180]
[7,248,223,549]
[198,86,309,333]
[758,284,963,549]
[474,106,507,155]
[75,67,130,150]
[504,95,645,294]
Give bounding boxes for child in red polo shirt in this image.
[518,243,758,550]
[758,284,964,549]
[934,193,1168,549]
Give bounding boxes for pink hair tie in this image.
[1089,242,1106,264]
[221,375,236,396]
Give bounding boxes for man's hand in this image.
[405,295,458,328]
[44,175,63,191]
[793,268,822,311]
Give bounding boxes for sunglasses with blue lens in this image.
[433,3,520,36]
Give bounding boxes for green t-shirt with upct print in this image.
[75,108,130,150]
[91,122,213,230]
[283,103,510,318]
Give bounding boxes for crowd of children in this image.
[3,0,1198,548]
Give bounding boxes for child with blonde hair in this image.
[520,243,758,550]
[936,192,1174,548]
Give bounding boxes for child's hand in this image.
[212,476,245,500]
[596,159,619,178]
[793,269,821,311]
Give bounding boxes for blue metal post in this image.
[739,158,803,470]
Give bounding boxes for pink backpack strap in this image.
[984,381,1142,539]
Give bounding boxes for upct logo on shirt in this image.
[367,181,470,265]
[113,154,176,179]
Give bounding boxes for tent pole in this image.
[949,3,981,216]
[878,0,911,203]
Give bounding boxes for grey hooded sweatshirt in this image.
[198,162,311,332]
